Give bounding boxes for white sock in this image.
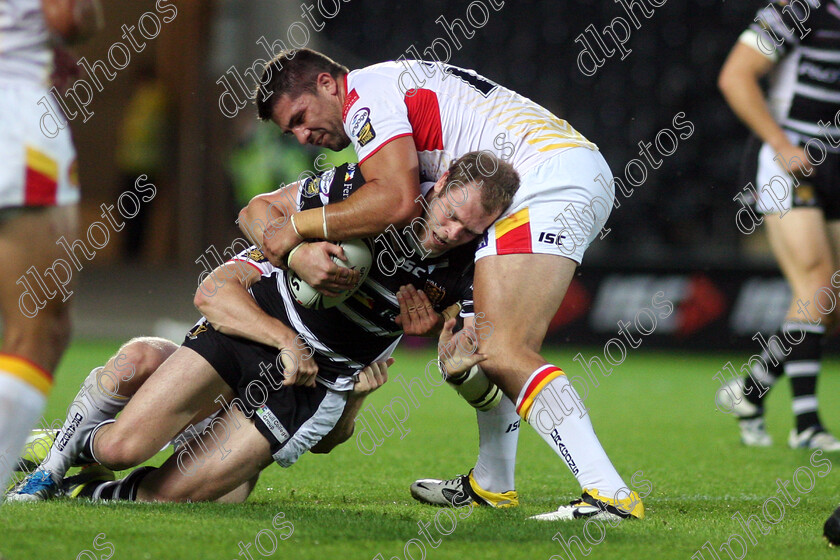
[40,367,128,479]
[472,396,518,493]
[0,356,50,497]
[516,365,626,496]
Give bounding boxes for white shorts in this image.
[754,130,840,217]
[0,82,79,209]
[475,147,614,264]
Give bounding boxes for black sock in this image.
[742,335,787,407]
[79,466,156,501]
[782,322,825,433]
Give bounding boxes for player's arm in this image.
[718,40,810,174]
[41,0,103,44]
[194,262,294,349]
[193,260,318,387]
[238,183,300,248]
[240,181,359,294]
[310,358,392,454]
[262,137,422,266]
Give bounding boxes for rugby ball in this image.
[286,238,372,309]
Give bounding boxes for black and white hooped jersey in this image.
[230,163,477,391]
[742,0,840,141]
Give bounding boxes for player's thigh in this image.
[474,253,577,352]
[102,346,234,461]
[0,205,78,368]
[764,208,834,300]
[138,406,272,503]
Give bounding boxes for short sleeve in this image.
[344,68,414,164]
[298,162,367,212]
[227,245,277,277]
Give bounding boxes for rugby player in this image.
[8,153,519,503]
[252,48,643,521]
[0,0,101,503]
[717,0,840,451]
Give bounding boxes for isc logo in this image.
[538,231,565,244]
[398,260,427,278]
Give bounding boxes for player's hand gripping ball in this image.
[287,239,372,309]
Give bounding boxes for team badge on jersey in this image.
[187,322,208,340]
[247,248,268,263]
[302,176,320,197]
[423,280,446,306]
[350,108,376,146]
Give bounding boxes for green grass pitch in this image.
[1,340,839,559]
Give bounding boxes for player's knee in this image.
[793,251,833,286]
[478,337,543,382]
[95,430,150,471]
[477,337,518,374]
[118,337,177,380]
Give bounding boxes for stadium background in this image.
[59,0,792,350]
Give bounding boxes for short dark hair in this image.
[444,152,519,215]
[254,48,349,121]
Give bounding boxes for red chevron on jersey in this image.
[405,89,443,152]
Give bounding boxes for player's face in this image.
[272,89,350,151]
[420,177,499,257]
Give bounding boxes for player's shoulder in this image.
[347,62,404,94]
[751,0,825,31]
[350,61,405,80]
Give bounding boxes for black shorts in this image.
[181,320,347,467]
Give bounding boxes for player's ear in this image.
[317,72,338,95]
[433,171,450,194]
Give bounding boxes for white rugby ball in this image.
[286,238,372,309]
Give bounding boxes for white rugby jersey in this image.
[741,0,840,141]
[342,61,597,181]
[0,0,52,86]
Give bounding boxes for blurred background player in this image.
[0,0,101,503]
[717,0,840,450]
[114,62,170,261]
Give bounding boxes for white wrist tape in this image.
[443,364,502,411]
